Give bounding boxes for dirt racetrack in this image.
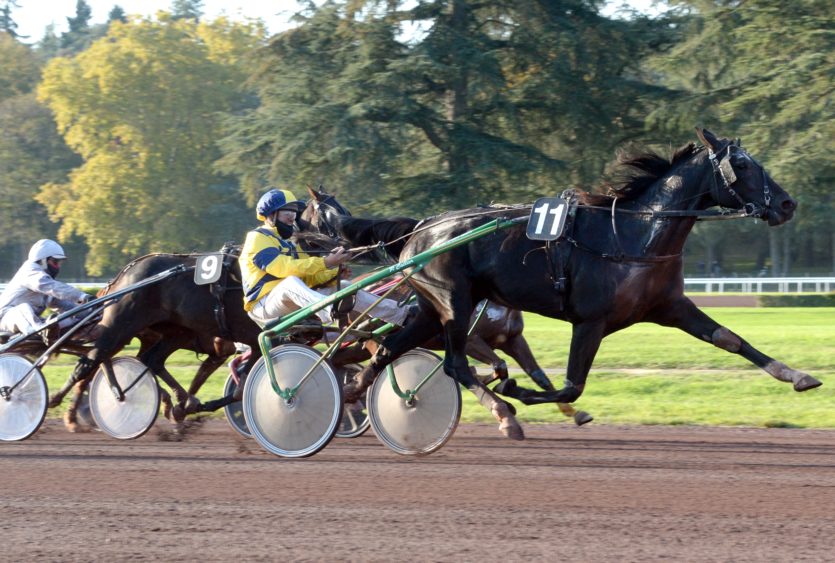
[3,419,835,562]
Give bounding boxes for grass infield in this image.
[40,307,834,428]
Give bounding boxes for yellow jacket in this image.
[239,226,338,311]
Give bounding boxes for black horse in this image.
[308,128,821,440]
[301,187,594,426]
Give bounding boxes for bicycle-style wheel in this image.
[367,349,461,456]
[223,372,250,438]
[89,357,159,440]
[0,354,48,441]
[243,343,342,458]
[335,363,370,439]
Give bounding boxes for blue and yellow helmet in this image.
[256,188,304,221]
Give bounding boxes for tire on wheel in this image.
[367,348,461,456]
[0,353,48,441]
[242,343,342,458]
[89,357,159,440]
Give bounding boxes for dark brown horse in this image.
[308,128,821,439]
[300,187,593,426]
[48,252,264,429]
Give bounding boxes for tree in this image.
[218,0,674,216]
[61,0,94,51]
[0,35,80,278]
[37,14,265,275]
[171,0,204,21]
[108,5,127,25]
[0,0,24,39]
[648,0,835,274]
[0,32,39,98]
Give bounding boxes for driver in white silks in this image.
[239,188,411,329]
[0,239,91,340]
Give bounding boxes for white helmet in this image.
[28,239,67,262]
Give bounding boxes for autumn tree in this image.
[37,14,265,274]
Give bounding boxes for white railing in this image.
[684,277,835,293]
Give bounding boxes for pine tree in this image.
[170,0,204,21]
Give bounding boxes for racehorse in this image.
[48,252,265,428]
[305,128,821,440]
[300,187,594,426]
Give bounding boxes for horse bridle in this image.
[311,195,349,239]
[707,142,772,220]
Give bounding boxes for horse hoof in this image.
[574,411,594,426]
[163,401,174,422]
[499,419,525,441]
[171,404,186,423]
[794,375,822,392]
[492,402,524,441]
[184,396,202,415]
[48,395,62,409]
[63,412,78,433]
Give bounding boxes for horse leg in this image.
[139,339,201,421]
[63,379,90,433]
[196,352,259,413]
[342,309,440,403]
[49,340,126,408]
[542,320,606,404]
[650,297,821,391]
[464,335,509,385]
[445,321,524,441]
[498,334,593,426]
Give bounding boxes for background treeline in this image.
[0,0,832,280]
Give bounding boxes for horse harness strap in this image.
[210,243,241,341]
[538,190,682,268]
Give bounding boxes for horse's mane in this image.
[581,142,704,206]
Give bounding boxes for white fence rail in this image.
[683,277,835,293]
[1,278,834,294]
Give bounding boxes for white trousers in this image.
[248,276,409,328]
[0,303,43,334]
[0,303,82,335]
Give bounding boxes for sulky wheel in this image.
[0,354,48,441]
[242,343,342,458]
[223,372,250,438]
[89,357,160,440]
[367,348,461,456]
[335,363,370,439]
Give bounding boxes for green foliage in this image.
[0,32,40,99]
[647,0,835,272]
[170,0,204,21]
[758,294,835,307]
[218,0,675,216]
[37,15,266,275]
[0,0,23,39]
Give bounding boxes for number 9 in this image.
[200,255,218,281]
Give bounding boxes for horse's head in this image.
[299,185,352,238]
[696,127,796,226]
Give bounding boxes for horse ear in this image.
[695,127,721,152]
[306,185,318,200]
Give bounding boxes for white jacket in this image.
[0,260,88,322]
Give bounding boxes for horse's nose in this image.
[781,197,797,212]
